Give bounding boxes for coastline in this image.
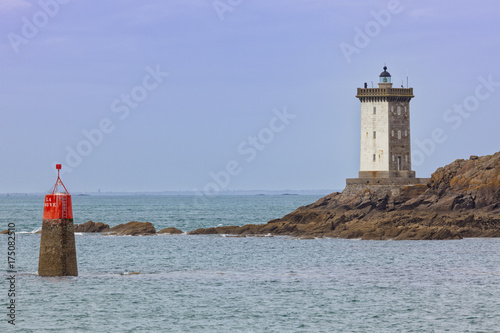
[182,152,500,240]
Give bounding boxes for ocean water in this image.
[1,195,499,332]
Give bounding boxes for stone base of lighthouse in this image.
[38,219,78,277]
[347,170,429,186]
[358,170,416,179]
[346,177,430,186]
[344,177,431,202]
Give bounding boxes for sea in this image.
[0,194,499,332]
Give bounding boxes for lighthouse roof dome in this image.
[379,66,391,77]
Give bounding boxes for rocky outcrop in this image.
[188,225,243,235]
[424,153,500,211]
[74,221,110,233]
[72,221,183,236]
[158,227,184,234]
[108,221,156,236]
[74,221,156,236]
[187,152,500,240]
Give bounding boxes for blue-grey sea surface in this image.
[1,195,499,332]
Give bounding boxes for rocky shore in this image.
[188,152,500,240]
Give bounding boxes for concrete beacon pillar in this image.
[38,164,78,276]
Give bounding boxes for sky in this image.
[1,0,500,193]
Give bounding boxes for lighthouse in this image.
[38,164,78,276]
[348,66,427,186]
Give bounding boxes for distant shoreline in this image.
[0,190,337,197]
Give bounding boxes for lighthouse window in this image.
[373,131,376,139]
[405,130,408,137]
[397,106,401,115]
[398,130,401,139]
[391,130,394,137]
[406,155,408,162]
[392,155,395,162]
[391,106,394,112]
[373,107,376,114]
[373,154,376,161]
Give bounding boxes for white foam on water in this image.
[18,228,41,234]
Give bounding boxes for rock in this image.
[298,236,316,240]
[187,225,251,235]
[214,225,245,234]
[187,151,500,240]
[157,227,183,234]
[73,221,156,236]
[108,221,156,236]
[74,220,110,233]
[188,227,218,235]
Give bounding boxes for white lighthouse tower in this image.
[348,66,427,185]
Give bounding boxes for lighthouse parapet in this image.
[356,87,414,100]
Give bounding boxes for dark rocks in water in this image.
[74,220,110,233]
[108,221,156,236]
[188,225,260,235]
[74,220,155,236]
[186,151,500,240]
[188,227,219,235]
[157,227,183,234]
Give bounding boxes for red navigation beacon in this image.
[42,164,73,221]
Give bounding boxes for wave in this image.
[17,228,41,234]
